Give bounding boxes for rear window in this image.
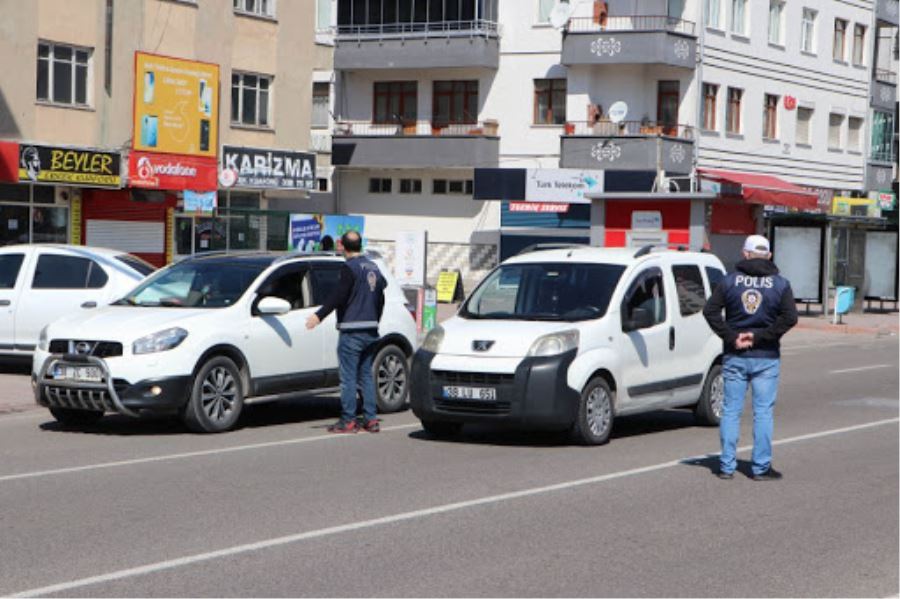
[0,254,25,289]
[115,254,156,277]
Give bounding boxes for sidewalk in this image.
[794,310,899,336]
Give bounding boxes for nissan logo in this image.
[74,342,93,355]
[472,340,495,352]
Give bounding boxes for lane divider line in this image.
[829,364,894,375]
[9,417,898,598]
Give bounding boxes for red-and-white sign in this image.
[509,202,570,213]
[783,96,797,110]
[128,151,217,191]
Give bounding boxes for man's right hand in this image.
[735,332,754,350]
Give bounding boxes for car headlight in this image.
[38,325,50,352]
[421,325,445,353]
[527,330,580,358]
[132,327,188,355]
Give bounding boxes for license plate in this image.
[52,365,103,383]
[442,385,497,401]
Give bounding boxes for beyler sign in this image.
[18,144,121,187]
[129,151,217,191]
[222,146,316,190]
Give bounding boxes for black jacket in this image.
[703,259,799,358]
[315,256,386,330]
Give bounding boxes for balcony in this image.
[873,69,898,110]
[560,121,695,173]
[876,0,899,26]
[331,120,500,169]
[561,16,697,68]
[334,21,500,70]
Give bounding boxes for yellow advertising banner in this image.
[436,271,461,303]
[69,197,82,245]
[133,52,219,158]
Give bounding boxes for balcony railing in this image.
[565,15,696,36]
[875,68,898,84]
[563,120,694,139]
[334,120,499,137]
[335,19,500,41]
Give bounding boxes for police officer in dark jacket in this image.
[703,235,798,481]
[306,231,387,433]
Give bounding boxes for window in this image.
[316,0,331,30]
[852,24,866,65]
[433,80,478,125]
[768,1,784,45]
[622,269,667,327]
[369,178,392,193]
[0,254,25,289]
[848,116,863,151]
[231,72,271,127]
[32,255,107,290]
[731,0,747,35]
[871,111,896,162]
[309,265,343,306]
[433,179,472,195]
[801,8,817,54]
[36,42,91,106]
[534,79,566,125]
[763,94,778,139]
[672,265,706,317]
[114,255,156,277]
[312,82,330,128]
[433,179,447,194]
[233,0,275,18]
[538,0,566,23]
[702,83,719,130]
[316,178,329,192]
[705,267,725,297]
[704,0,721,29]
[833,19,847,61]
[796,107,813,145]
[373,81,417,124]
[399,179,422,194]
[258,266,309,311]
[726,87,743,134]
[828,113,844,149]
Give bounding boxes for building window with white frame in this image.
[833,18,847,61]
[731,0,747,36]
[768,1,784,45]
[763,94,779,139]
[36,42,91,107]
[800,8,816,54]
[705,0,721,29]
[828,113,844,149]
[796,107,813,145]
[538,0,567,23]
[726,87,743,134]
[702,83,719,130]
[231,73,272,127]
[316,0,332,31]
[847,116,863,152]
[852,24,866,65]
[233,0,275,19]
[311,82,329,128]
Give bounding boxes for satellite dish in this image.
[608,101,628,124]
[549,1,576,30]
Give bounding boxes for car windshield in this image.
[115,254,156,277]
[115,260,268,308]
[461,262,626,322]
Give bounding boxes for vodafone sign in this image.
[128,151,217,191]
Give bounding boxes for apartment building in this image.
[0,0,328,265]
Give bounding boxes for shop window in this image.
[37,41,91,107]
[266,213,289,251]
[672,264,705,316]
[195,218,227,252]
[0,254,25,288]
[32,206,68,244]
[0,206,31,246]
[227,212,261,251]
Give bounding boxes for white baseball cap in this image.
[743,234,770,253]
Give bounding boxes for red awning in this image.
[700,168,819,210]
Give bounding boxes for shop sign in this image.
[524,169,602,204]
[222,146,316,190]
[184,190,217,215]
[288,214,366,252]
[129,151,217,191]
[832,196,881,218]
[395,230,427,287]
[17,144,121,187]
[508,202,570,213]
[631,210,663,230]
[871,191,896,211]
[700,178,741,197]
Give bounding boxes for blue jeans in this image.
[337,330,379,423]
[720,355,781,476]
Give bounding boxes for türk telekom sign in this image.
[128,150,217,191]
[221,146,316,190]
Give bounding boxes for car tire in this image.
[421,420,463,438]
[373,344,409,413]
[183,356,244,433]
[49,407,104,427]
[694,364,724,427]
[571,377,614,446]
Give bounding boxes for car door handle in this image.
[81,301,97,309]
[0,300,10,306]
[669,326,675,351]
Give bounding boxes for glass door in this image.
[657,81,680,136]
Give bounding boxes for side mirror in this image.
[257,296,291,316]
[623,307,654,332]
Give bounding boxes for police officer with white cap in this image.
[703,234,798,481]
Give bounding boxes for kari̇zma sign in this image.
[222,146,316,190]
[18,144,121,187]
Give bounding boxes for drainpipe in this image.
[692,9,705,193]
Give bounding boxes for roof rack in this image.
[272,249,384,264]
[633,244,689,258]
[517,243,590,256]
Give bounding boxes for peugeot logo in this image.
[472,340,495,352]
[73,341,93,355]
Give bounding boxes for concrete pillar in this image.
[689,198,706,251]
[589,199,605,246]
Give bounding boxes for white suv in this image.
[410,245,727,445]
[32,252,417,432]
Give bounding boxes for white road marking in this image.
[0,423,421,483]
[10,417,898,598]
[830,364,894,375]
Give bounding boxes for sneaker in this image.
[718,470,734,480]
[327,419,358,434]
[752,466,783,481]
[363,418,381,433]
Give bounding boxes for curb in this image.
[794,321,899,336]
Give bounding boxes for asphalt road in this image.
[0,330,897,598]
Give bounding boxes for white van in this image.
[410,245,727,445]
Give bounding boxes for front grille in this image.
[432,371,515,386]
[434,399,512,415]
[49,340,124,358]
[43,385,115,412]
